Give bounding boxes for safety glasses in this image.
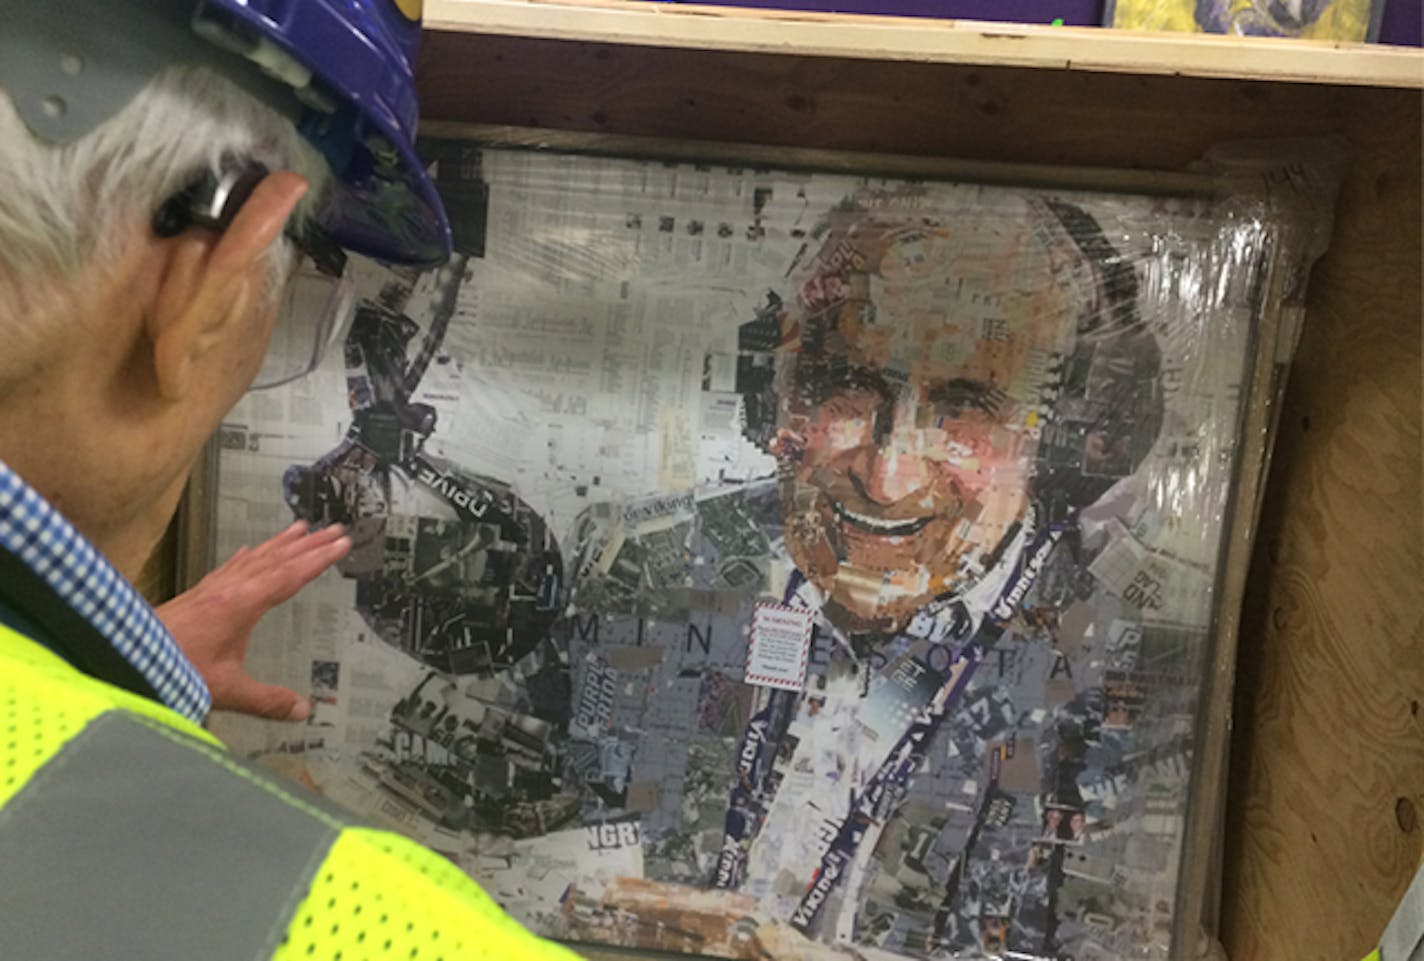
[152,159,356,389]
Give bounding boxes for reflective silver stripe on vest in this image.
[1380,863,1424,961]
[0,711,357,961]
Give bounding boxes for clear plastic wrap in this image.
[199,133,1344,961]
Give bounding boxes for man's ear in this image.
[148,172,309,401]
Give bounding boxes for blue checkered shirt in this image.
[0,460,210,722]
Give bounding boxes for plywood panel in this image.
[1220,91,1424,961]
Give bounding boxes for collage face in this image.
[212,142,1267,960]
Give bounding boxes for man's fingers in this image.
[272,518,311,544]
[219,679,311,722]
[258,521,344,564]
[298,522,348,550]
[229,522,346,599]
[260,531,352,605]
[246,520,311,562]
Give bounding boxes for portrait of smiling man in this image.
[772,200,1088,636]
[184,137,1268,959]
[564,185,1167,957]
[731,191,1163,944]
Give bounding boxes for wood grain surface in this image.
[1220,92,1423,961]
[423,0,1424,88]
[415,31,1406,173]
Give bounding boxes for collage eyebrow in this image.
[796,363,1007,423]
[795,359,897,404]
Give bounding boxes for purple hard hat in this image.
[0,0,452,266]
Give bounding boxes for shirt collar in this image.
[0,460,210,722]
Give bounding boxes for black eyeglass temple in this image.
[151,159,345,277]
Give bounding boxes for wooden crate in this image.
[409,4,1422,959]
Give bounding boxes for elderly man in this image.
[0,2,577,959]
[565,190,1165,957]
[716,196,1161,951]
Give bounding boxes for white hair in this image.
[0,64,330,382]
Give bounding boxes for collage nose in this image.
[849,411,935,506]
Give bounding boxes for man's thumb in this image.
[226,681,311,723]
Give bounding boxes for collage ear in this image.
[147,172,309,401]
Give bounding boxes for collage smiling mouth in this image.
[832,501,936,536]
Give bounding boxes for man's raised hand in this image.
[157,521,351,721]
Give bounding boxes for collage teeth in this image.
[834,503,932,535]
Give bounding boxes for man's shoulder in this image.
[305,827,583,959]
[0,647,575,961]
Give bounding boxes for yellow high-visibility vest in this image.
[0,620,581,961]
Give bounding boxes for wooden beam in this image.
[427,0,1424,88]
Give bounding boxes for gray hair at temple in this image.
[0,65,329,386]
[734,195,1164,525]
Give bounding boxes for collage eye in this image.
[929,379,1007,418]
[818,385,885,419]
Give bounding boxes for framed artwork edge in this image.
[177,125,1293,961]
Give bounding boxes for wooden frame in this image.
[426,0,1424,88]
[179,122,1311,960]
[399,124,1286,961]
